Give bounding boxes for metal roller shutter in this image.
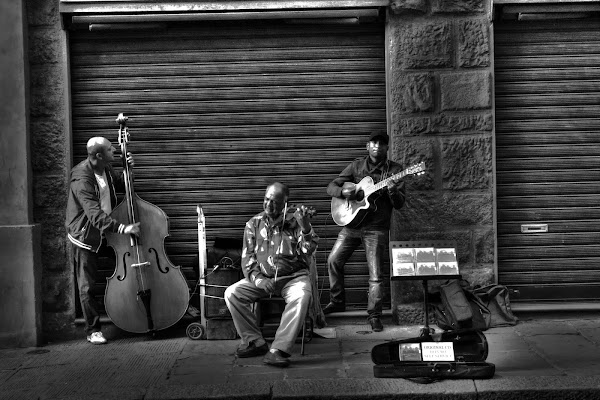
[494,17,600,302]
[68,19,387,312]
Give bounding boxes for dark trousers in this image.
[327,226,388,318]
[72,245,102,335]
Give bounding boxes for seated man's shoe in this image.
[323,302,345,315]
[236,341,269,358]
[368,317,384,332]
[263,349,291,368]
[87,331,108,345]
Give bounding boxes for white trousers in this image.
[224,274,311,355]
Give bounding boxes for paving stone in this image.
[475,375,600,400]
[516,321,579,336]
[285,366,344,380]
[2,364,68,390]
[0,348,30,370]
[146,382,271,400]
[290,353,344,369]
[485,332,531,351]
[344,363,374,379]
[228,370,285,384]
[291,339,340,356]
[273,378,475,399]
[182,339,238,355]
[487,350,561,376]
[43,386,147,400]
[568,319,600,331]
[230,364,285,380]
[576,328,600,345]
[342,351,372,364]
[20,346,81,368]
[235,356,270,367]
[172,354,233,376]
[164,371,229,386]
[4,387,51,400]
[341,340,374,354]
[526,334,600,370]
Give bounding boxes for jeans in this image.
[72,245,102,335]
[327,227,388,318]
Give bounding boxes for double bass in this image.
[105,113,189,334]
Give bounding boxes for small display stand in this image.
[390,241,461,337]
[392,274,461,337]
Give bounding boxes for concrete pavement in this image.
[2,314,600,400]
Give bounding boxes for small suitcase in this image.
[371,329,495,380]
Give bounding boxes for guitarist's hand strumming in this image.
[341,182,358,200]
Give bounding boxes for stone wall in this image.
[388,0,495,323]
[26,0,75,339]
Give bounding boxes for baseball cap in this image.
[368,132,389,144]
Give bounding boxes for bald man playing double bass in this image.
[65,137,140,345]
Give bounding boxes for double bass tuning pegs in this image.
[116,113,129,125]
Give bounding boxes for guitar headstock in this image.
[407,161,426,176]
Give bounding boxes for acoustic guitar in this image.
[330,162,426,227]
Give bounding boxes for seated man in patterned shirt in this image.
[224,182,318,368]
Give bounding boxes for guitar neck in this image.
[367,170,409,196]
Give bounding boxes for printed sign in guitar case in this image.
[331,162,426,227]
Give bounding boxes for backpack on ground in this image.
[472,284,518,327]
[430,280,491,331]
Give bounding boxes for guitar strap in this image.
[368,160,392,186]
[380,162,392,183]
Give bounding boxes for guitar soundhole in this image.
[355,191,365,202]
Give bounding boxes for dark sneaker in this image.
[323,302,345,315]
[263,350,291,368]
[369,317,384,332]
[236,342,269,358]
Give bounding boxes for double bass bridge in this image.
[131,261,151,268]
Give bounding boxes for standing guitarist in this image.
[324,132,405,332]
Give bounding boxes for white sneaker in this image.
[87,331,107,345]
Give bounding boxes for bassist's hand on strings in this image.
[123,222,141,236]
[125,152,134,167]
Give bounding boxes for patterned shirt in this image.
[241,211,319,283]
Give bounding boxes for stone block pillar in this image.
[0,0,43,347]
[387,0,495,324]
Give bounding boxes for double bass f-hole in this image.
[105,113,189,334]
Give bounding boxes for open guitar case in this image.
[371,329,495,381]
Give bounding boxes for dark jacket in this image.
[65,159,127,252]
[327,156,406,230]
